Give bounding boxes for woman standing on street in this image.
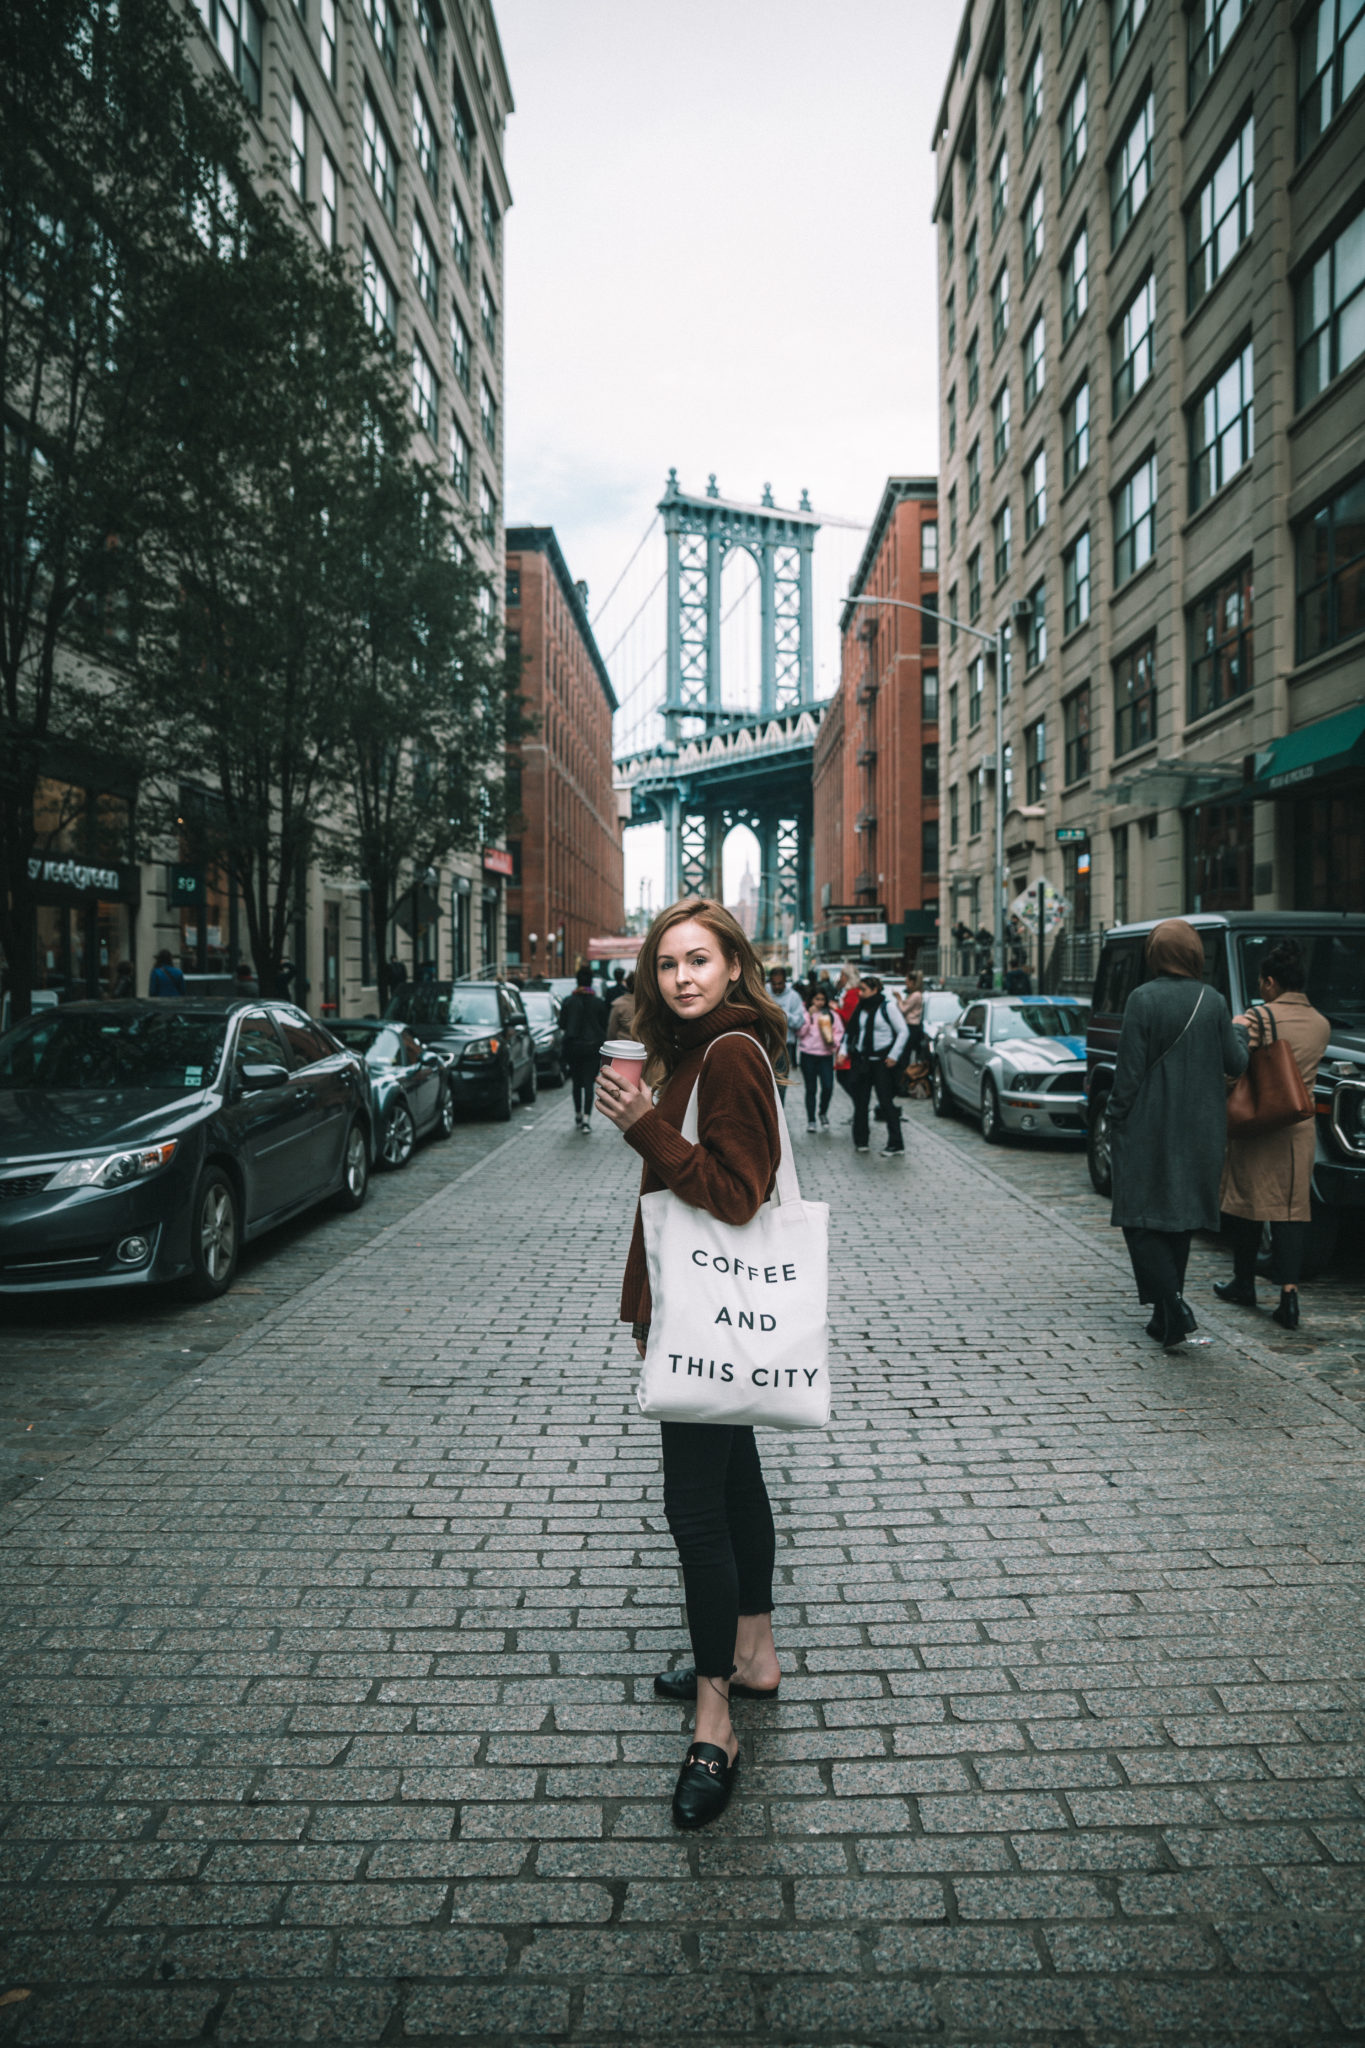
[795,983,843,1132]
[1215,939,1330,1329]
[897,971,926,1067]
[596,898,787,1830]
[1107,919,1247,1348]
[846,973,909,1157]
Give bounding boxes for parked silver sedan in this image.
[932,996,1090,1143]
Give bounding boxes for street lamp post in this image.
[840,593,1028,990]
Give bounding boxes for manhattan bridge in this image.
[597,471,867,942]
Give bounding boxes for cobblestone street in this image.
[2,1087,1364,2046]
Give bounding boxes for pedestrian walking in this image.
[767,966,805,1090]
[1215,939,1330,1330]
[833,968,862,1101]
[109,959,134,998]
[846,973,909,1156]
[896,972,926,1066]
[559,966,609,1131]
[1107,918,1248,1348]
[796,984,843,1131]
[595,896,789,1830]
[607,972,636,1041]
[147,949,185,998]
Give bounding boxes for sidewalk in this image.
[1,1093,1364,2045]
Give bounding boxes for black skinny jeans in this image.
[568,1051,599,1117]
[1224,1212,1310,1287]
[850,1055,903,1150]
[660,1421,776,1678]
[799,1051,835,1122]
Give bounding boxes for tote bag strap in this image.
[678,1031,802,1207]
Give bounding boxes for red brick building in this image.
[504,528,624,975]
[813,478,939,969]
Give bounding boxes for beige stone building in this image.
[932,0,1365,977]
[27,1,513,1014]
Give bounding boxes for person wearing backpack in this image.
[595,897,789,1831]
[846,973,909,1156]
[558,967,609,1131]
[148,949,185,998]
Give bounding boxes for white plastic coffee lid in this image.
[600,1039,647,1060]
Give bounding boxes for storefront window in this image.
[1293,788,1365,911]
[1185,798,1254,911]
[27,773,138,998]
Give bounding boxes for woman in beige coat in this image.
[1215,938,1330,1330]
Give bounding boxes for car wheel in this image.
[1086,1091,1113,1197]
[980,1077,1006,1145]
[931,1059,955,1118]
[183,1167,239,1300]
[434,1083,456,1139]
[332,1120,370,1209]
[518,1061,537,1106]
[380,1099,416,1170]
[493,1069,514,1122]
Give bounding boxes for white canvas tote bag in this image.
[637,1035,831,1430]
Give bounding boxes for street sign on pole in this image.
[1055,826,1088,843]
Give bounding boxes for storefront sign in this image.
[1055,827,1088,843]
[846,922,888,945]
[482,848,515,877]
[168,863,205,906]
[27,855,136,899]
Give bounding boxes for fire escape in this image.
[853,617,878,899]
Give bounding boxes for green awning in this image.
[1249,705,1365,796]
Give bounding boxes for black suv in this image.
[384,980,536,1121]
[1084,912,1365,1268]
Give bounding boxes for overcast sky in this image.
[496,0,960,916]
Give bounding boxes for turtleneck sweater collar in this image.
[671,999,759,1052]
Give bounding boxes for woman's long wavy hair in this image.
[632,897,788,1083]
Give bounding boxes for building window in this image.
[965,223,979,305]
[1296,473,1365,661]
[990,265,1010,350]
[451,80,473,177]
[362,94,396,226]
[1022,43,1044,152]
[991,144,1009,235]
[922,595,940,646]
[1023,313,1045,409]
[1061,0,1085,42]
[414,0,439,63]
[412,213,439,320]
[948,484,959,549]
[923,744,940,799]
[1298,0,1365,156]
[1188,116,1254,314]
[364,0,397,81]
[949,684,959,744]
[1191,340,1254,507]
[1186,797,1254,911]
[991,382,1011,466]
[922,522,939,572]
[1114,454,1157,585]
[969,767,983,837]
[1111,0,1150,75]
[988,44,1008,129]
[451,307,471,391]
[1024,445,1046,538]
[1111,92,1154,246]
[1025,717,1046,802]
[966,331,980,408]
[967,438,981,515]
[923,667,940,720]
[481,180,499,258]
[1112,822,1129,923]
[1064,682,1091,783]
[963,124,978,205]
[412,344,438,438]
[968,546,982,621]
[947,385,957,453]
[1023,176,1044,281]
[1190,0,1250,105]
[1188,560,1253,719]
[479,474,496,543]
[1113,272,1155,412]
[451,419,470,498]
[1025,580,1047,668]
[948,582,959,645]
[993,503,1012,584]
[480,375,497,451]
[362,238,396,344]
[413,87,439,198]
[1063,377,1090,486]
[922,819,941,876]
[950,782,960,847]
[944,207,955,271]
[480,277,497,351]
[1061,70,1088,193]
[968,656,984,728]
[1114,633,1157,754]
[320,0,337,85]
[1296,203,1365,407]
[320,149,337,250]
[946,286,957,356]
[1063,528,1091,632]
[199,0,264,110]
[289,89,307,198]
[1061,226,1088,343]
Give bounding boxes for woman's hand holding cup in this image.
[595,1040,652,1132]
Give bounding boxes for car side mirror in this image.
[240,1061,289,1092]
[958,1026,981,1042]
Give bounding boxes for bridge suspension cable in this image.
[599,567,667,667]
[591,513,661,628]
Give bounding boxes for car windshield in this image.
[387,985,501,1028]
[1236,932,1365,1033]
[0,1009,228,1091]
[523,993,556,1024]
[332,1024,381,1054]
[990,1003,1088,1043]
[333,1023,404,1063]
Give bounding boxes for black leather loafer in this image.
[671,1742,738,1830]
[1214,1279,1258,1308]
[653,1667,780,1703]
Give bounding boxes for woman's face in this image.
[653,918,741,1020]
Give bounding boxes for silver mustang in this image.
[932,996,1090,1143]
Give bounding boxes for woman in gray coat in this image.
[1108,919,1248,1348]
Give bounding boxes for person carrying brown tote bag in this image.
[1226,1003,1312,1137]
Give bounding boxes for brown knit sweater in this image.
[618,1001,781,1326]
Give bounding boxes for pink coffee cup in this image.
[600,1038,647,1086]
